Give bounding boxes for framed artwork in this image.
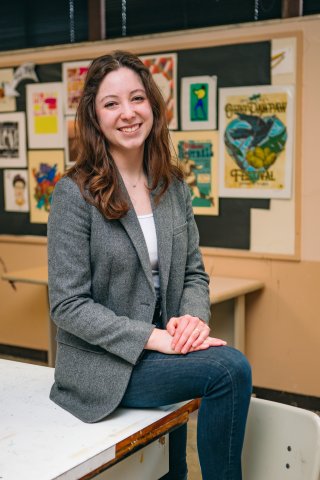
[26,82,64,149]
[4,169,29,212]
[28,150,64,224]
[140,53,178,129]
[171,130,219,215]
[219,85,295,199]
[65,115,77,165]
[0,112,26,168]
[181,75,217,130]
[62,61,90,115]
[0,68,16,112]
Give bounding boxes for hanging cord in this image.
[122,0,127,36]
[69,0,75,43]
[254,0,259,20]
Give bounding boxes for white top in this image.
[138,213,160,295]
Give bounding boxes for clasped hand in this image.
[167,314,226,354]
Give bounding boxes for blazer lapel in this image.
[151,187,173,297]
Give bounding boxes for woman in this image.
[48,51,252,479]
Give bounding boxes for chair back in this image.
[242,397,320,480]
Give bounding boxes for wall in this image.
[0,15,319,397]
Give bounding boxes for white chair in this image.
[242,397,320,480]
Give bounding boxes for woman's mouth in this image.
[118,124,141,133]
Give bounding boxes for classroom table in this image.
[1,266,264,366]
[0,358,199,480]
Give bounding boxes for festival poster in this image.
[181,75,217,130]
[62,61,90,115]
[170,131,219,215]
[4,169,29,212]
[28,150,64,223]
[0,69,16,112]
[219,85,294,199]
[0,112,27,168]
[140,53,177,129]
[65,116,76,165]
[27,82,64,149]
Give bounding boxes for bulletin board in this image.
[0,27,301,259]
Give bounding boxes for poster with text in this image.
[27,82,64,149]
[171,130,219,215]
[140,53,177,129]
[0,68,16,112]
[4,169,29,212]
[219,85,294,198]
[181,75,217,130]
[28,150,64,223]
[0,112,26,168]
[62,61,90,115]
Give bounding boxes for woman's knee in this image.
[209,346,252,390]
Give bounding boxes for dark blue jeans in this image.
[120,346,252,480]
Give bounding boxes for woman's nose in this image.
[120,102,135,119]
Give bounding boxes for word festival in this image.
[231,168,276,183]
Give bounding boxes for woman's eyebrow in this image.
[98,88,146,104]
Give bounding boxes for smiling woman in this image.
[94,67,154,212]
[47,50,252,480]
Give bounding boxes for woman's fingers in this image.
[171,315,202,352]
[203,336,227,347]
[191,323,211,348]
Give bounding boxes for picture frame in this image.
[28,149,64,224]
[26,82,64,149]
[62,61,91,115]
[219,85,295,199]
[0,112,27,168]
[0,68,16,112]
[140,53,178,130]
[4,169,29,212]
[171,130,219,215]
[181,75,217,130]
[64,115,77,166]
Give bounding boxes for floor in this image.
[187,411,202,479]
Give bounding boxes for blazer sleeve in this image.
[48,177,154,365]
[178,182,211,323]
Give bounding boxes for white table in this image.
[1,267,264,365]
[0,359,198,480]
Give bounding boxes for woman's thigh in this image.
[120,346,251,408]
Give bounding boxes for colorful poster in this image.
[140,53,177,129]
[181,75,217,130]
[65,116,77,165]
[171,131,219,215]
[0,69,16,112]
[4,169,29,212]
[28,150,64,223]
[219,85,294,199]
[62,61,90,115]
[0,112,26,168]
[27,82,64,148]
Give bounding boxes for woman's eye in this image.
[132,96,144,102]
[105,102,117,109]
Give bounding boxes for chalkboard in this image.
[0,41,271,249]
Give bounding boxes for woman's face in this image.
[95,67,154,159]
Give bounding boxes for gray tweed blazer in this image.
[48,176,210,423]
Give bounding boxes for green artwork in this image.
[190,83,209,122]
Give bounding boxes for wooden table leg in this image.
[234,294,245,353]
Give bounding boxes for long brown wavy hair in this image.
[67,50,183,219]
